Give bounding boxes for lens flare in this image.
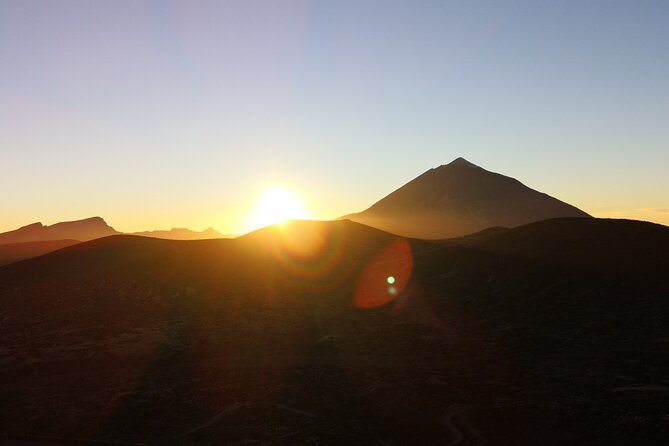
[265,220,349,292]
[354,238,413,308]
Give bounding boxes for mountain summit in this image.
[343,157,590,239]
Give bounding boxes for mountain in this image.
[0,219,230,263]
[343,157,591,239]
[132,227,228,240]
[0,216,119,244]
[0,239,81,267]
[1,218,667,444]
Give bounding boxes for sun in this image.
[248,187,312,231]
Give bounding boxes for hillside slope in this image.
[0,219,667,445]
[0,239,81,267]
[344,157,590,239]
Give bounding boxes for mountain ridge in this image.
[0,216,120,244]
[0,217,229,246]
[343,157,591,239]
[131,227,227,240]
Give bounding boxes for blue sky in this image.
[1,0,668,232]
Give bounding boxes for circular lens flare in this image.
[354,238,413,308]
[265,220,349,292]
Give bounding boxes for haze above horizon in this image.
[1,0,668,233]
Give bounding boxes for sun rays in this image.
[247,187,312,232]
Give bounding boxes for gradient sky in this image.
[1,0,668,234]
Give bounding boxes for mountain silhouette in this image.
[131,227,228,240]
[0,218,667,444]
[0,218,230,255]
[0,216,119,244]
[343,157,591,239]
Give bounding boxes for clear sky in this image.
[1,0,668,233]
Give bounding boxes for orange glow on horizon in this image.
[246,187,313,232]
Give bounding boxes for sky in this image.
[1,0,668,234]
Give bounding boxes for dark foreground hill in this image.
[343,157,591,239]
[0,239,81,267]
[0,218,668,445]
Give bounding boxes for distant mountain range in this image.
[0,217,229,265]
[131,227,226,240]
[343,157,591,239]
[0,216,120,244]
[0,217,228,245]
[2,157,592,248]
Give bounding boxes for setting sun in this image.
[248,187,312,231]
